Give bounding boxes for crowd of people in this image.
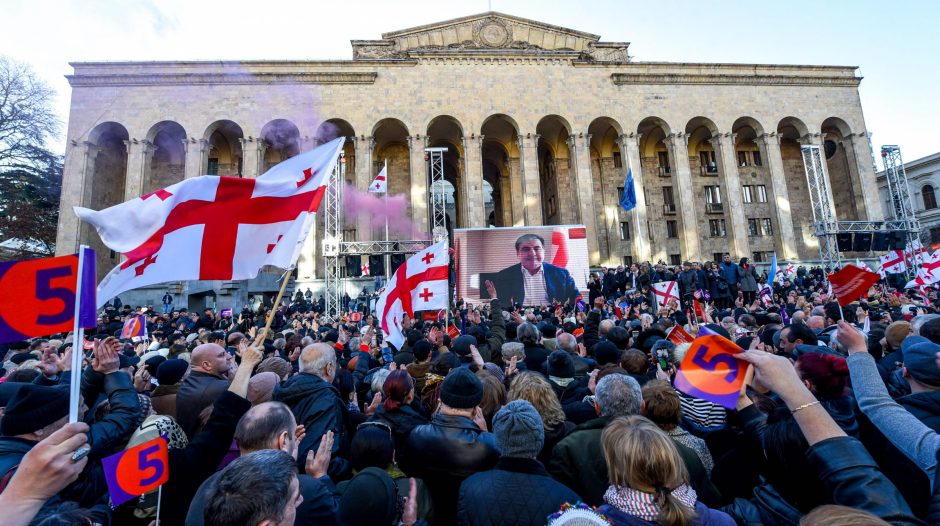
[1,252,939,525]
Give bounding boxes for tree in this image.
[0,56,62,257]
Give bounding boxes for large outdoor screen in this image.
[454,225,590,307]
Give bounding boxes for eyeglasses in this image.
[357,421,392,434]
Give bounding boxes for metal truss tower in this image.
[801,144,842,269]
[881,145,919,233]
[323,153,345,317]
[427,147,448,243]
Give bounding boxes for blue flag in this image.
[620,168,636,212]
[769,253,778,285]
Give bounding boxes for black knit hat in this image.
[144,355,167,376]
[156,359,189,385]
[451,335,477,357]
[440,367,484,409]
[338,467,399,525]
[546,351,575,379]
[9,352,35,365]
[594,341,621,366]
[0,385,69,436]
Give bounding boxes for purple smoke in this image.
[342,183,429,240]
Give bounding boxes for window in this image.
[756,185,768,203]
[613,151,623,168]
[752,150,762,166]
[617,186,624,202]
[709,219,726,237]
[657,151,671,173]
[738,151,749,166]
[648,221,653,240]
[713,252,725,263]
[924,185,937,210]
[752,251,769,263]
[761,218,774,236]
[207,158,220,176]
[620,221,631,240]
[931,227,940,245]
[742,185,753,204]
[748,218,759,236]
[705,186,722,204]
[700,151,717,173]
[622,256,633,267]
[669,254,681,266]
[662,186,675,207]
[666,220,678,238]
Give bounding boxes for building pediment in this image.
[351,11,629,62]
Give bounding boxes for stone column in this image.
[665,133,701,261]
[182,138,207,179]
[354,136,374,240]
[239,137,266,179]
[462,133,485,228]
[408,135,429,234]
[569,132,600,264]
[758,133,798,260]
[499,169,513,226]
[710,133,750,259]
[509,150,525,226]
[844,132,884,221]
[619,133,651,263]
[55,141,98,255]
[123,139,153,201]
[518,133,543,225]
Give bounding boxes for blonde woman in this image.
[508,372,575,463]
[598,416,734,526]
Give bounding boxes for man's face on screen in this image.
[516,238,544,274]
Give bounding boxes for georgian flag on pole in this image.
[880,250,907,274]
[375,240,449,350]
[76,138,346,308]
[652,281,681,310]
[369,161,388,193]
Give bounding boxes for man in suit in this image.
[482,233,579,306]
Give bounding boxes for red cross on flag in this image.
[880,250,907,274]
[369,161,387,193]
[375,240,449,350]
[362,260,371,277]
[75,138,346,307]
[652,281,681,310]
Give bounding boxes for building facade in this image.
[55,12,883,307]
[877,151,940,246]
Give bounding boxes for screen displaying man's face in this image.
[516,238,544,274]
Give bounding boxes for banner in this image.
[667,325,695,345]
[102,436,169,506]
[673,335,747,409]
[121,315,148,339]
[454,226,589,306]
[827,265,880,306]
[0,248,96,344]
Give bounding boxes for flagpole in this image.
[629,158,644,264]
[384,159,391,280]
[256,267,292,346]
[69,246,88,424]
[155,485,163,525]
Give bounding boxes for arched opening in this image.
[685,117,728,258]
[261,119,301,172]
[145,121,185,194]
[821,117,860,221]
[372,118,411,237]
[480,114,520,227]
[777,117,815,257]
[637,117,675,263]
[588,117,625,264]
[427,116,464,229]
[536,115,573,226]
[85,122,129,276]
[204,120,243,177]
[732,117,765,169]
[924,184,937,211]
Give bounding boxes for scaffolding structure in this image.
[322,147,448,316]
[801,144,842,268]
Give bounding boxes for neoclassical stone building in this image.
[55,12,882,306]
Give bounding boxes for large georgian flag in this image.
[76,138,345,307]
[652,281,681,310]
[375,240,449,350]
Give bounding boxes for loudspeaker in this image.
[890,231,908,251]
[390,253,407,274]
[345,256,362,277]
[872,232,890,251]
[836,233,854,252]
[369,255,385,277]
[853,232,873,252]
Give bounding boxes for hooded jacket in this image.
[274,372,350,478]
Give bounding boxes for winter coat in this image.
[399,413,499,526]
[150,383,180,419]
[678,271,700,298]
[369,400,430,450]
[707,270,731,299]
[274,373,351,478]
[457,457,579,526]
[737,265,760,292]
[477,298,506,363]
[176,371,230,439]
[539,421,575,465]
[599,500,735,526]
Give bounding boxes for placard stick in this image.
[255,267,293,346]
[69,246,88,424]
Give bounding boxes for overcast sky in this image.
[2,0,937,169]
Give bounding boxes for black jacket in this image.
[176,371,230,439]
[399,413,499,526]
[584,309,602,354]
[275,373,351,478]
[369,401,430,451]
[457,457,579,526]
[477,298,506,363]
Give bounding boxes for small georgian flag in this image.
[369,161,387,193]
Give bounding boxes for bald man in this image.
[807,315,826,332]
[274,343,349,477]
[177,343,233,438]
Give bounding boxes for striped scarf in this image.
[603,484,697,521]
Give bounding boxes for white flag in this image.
[652,281,681,310]
[369,162,387,193]
[375,240,449,350]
